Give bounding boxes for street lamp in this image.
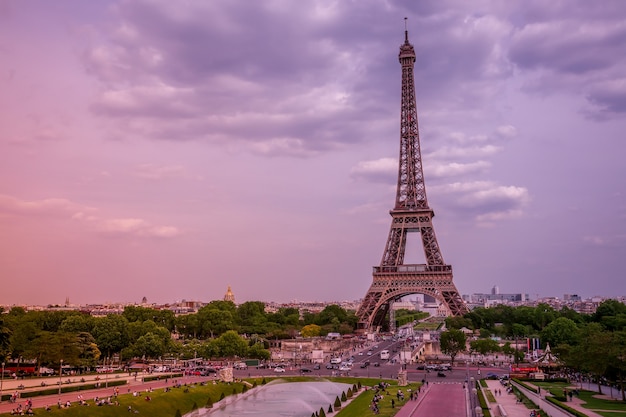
[1,362,5,403]
[58,359,63,395]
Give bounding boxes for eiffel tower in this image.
[357,25,468,332]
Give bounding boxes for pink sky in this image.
[1,1,625,306]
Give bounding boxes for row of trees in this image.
[441,300,626,399]
[0,302,357,372]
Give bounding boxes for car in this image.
[300,368,313,373]
[358,352,364,356]
[274,367,286,373]
[416,364,425,370]
[339,366,351,371]
[360,361,370,368]
[367,351,373,356]
[313,364,321,370]
[372,362,380,367]
[326,364,334,369]
[437,371,446,377]
[486,372,498,380]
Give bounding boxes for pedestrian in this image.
[391,399,395,408]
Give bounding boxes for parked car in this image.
[274,367,286,373]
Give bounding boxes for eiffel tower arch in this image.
[357,25,468,332]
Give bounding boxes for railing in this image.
[373,264,452,273]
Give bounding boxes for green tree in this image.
[92,314,130,357]
[469,338,501,356]
[574,323,613,394]
[215,330,248,358]
[439,328,466,366]
[76,332,101,368]
[175,313,200,339]
[611,330,626,401]
[130,332,167,359]
[300,324,322,338]
[197,306,236,338]
[59,314,95,334]
[540,317,579,348]
[247,342,271,360]
[0,308,11,361]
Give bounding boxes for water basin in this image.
[189,380,353,416]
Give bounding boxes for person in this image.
[391,399,395,408]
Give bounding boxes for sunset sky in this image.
[1,1,625,306]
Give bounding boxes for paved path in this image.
[395,382,466,417]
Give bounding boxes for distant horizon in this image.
[1,289,620,308]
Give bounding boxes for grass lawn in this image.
[334,378,422,417]
[413,322,442,331]
[0,377,422,417]
[0,381,247,417]
[577,390,626,416]
[532,381,626,417]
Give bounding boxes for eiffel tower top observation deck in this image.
[356,24,468,332]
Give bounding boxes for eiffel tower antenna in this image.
[356,23,468,333]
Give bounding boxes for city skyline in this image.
[1,1,626,306]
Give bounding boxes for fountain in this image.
[186,379,353,417]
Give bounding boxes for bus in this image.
[379,350,390,360]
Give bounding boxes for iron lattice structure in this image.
[357,29,468,332]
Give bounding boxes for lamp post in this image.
[58,359,63,395]
[1,362,5,403]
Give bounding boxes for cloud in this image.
[133,163,201,181]
[0,194,94,217]
[508,8,626,117]
[97,218,180,238]
[0,194,179,239]
[428,161,491,178]
[435,181,530,222]
[350,158,396,183]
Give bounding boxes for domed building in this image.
[224,285,235,303]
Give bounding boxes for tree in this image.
[540,317,579,348]
[611,330,626,401]
[469,338,501,356]
[0,308,11,361]
[215,331,248,358]
[92,314,130,357]
[247,342,270,360]
[573,323,613,394]
[59,314,95,334]
[197,306,236,338]
[439,329,466,366]
[129,332,166,359]
[301,324,322,338]
[75,332,101,369]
